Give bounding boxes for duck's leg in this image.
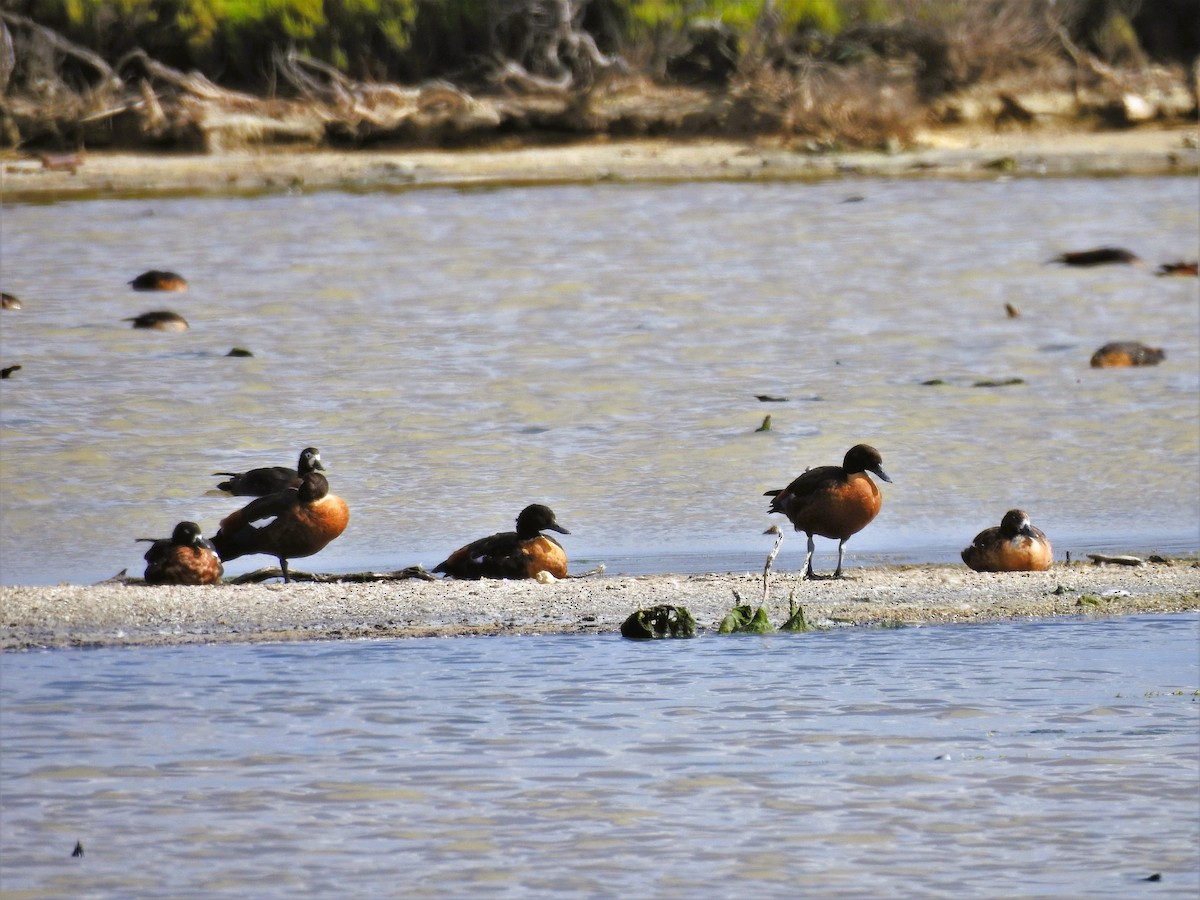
[279,557,291,583]
[802,534,817,579]
[832,539,847,579]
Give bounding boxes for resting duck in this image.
[140,521,224,585]
[434,504,570,580]
[961,509,1052,572]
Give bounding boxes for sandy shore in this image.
[2,560,1196,650]
[3,125,1198,201]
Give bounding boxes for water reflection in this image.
[1,178,1197,583]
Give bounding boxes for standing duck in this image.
[214,447,325,496]
[209,471,349,582]
[765,444,891,579]
[434,504,570,580]
[140,521,224,585]
[961,509,1052,572]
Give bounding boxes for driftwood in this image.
[1086,554,1145,567]
[0,10,121,91]
[229,566,438,584]
[0,18,14,94]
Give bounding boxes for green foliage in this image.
[23,0,419,83]
[779,600,812,631]
[718,604,774,633]
[621,604,698,639]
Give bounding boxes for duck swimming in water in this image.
[125,310,188,331]
[129,270,189,292]
[1090,341,1165,368]
[1049,247,1142,267]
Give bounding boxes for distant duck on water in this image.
[1090,341,1165,368]
[125,311,188,331]
[129,270,189,292]
[1049,247,1142,267]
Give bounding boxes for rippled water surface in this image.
[2,176,1198,583]
[2,614,1197,897]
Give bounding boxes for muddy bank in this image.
[3,126,1198,203]
[2,559,1196,650]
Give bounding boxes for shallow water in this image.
[1,176,1198,584]
[1,613,1197,897]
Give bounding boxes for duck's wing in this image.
[766,464,840,515]
[219,487,301,533]
[435,531,522,578]
[214,466,300,496]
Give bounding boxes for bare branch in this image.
[0,11,121,91]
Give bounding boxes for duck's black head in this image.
[516,504,569,537]
[171,521,205,546]
[843,444,891,483]
[298,447,325,474]
[999,509,1033,538]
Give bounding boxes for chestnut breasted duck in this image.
[125,310,188,331]
[129,270,189,292]
[140,521,224,585]
[214,447,325,496]
[1090,341,1165,368]
[961,509,1052,572]
[434,504,570,580]
[765,444,891,579]
[210,471,349,582]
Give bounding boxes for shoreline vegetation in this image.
[2,2,1199,202]
[2,559,1197,650]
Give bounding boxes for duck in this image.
[125,311,189,331]
[213,447,325,496]
[209,471,350,583]
[434,504,570,580]
[1,292,21,310]
[765,443,891,579]
[140,521,224,585]
[1090,341,1165,367]
[129,270,189,292]
[961,509,1052,572]
[1049,247,1142,267]
[1155,261,1198,277]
